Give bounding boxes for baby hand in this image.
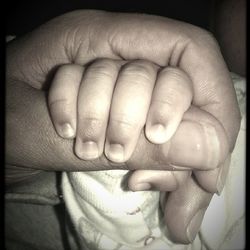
[48,58,193,163]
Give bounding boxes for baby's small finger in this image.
[48,64,84,138]
[75,59,122,160]
[146,67,193,144]
[105,60,158,163]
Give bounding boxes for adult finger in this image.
[194,155,231,194]
[163,176,213,244]
[7,79,229,174]
[105,60,158,163]
[166,106,230,170]
[101,11,241,151]
[75,58,122,160]
[48,64,84,138]
[128,169,191,192]
[146,67,193,144]
[128,156,231,196]
[8,10,241,153]
[128,105,230,171]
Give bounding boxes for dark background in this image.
[6,0,215,36]
[5,0,246,76]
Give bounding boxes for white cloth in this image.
[62,73,245,250]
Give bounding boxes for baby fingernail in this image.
[106,143,124,162]
[147,124,167,144]
[59,123,75,138]
[186,208,206,242]
[77,141,99,160]
[133,182,152,191]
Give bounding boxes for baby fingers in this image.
[48,64,84,139]
[146,67,193,144]
[75,59,123,160]
[105,60,158,163]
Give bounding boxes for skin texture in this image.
[6,10,241,244]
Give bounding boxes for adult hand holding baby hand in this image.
[6,10,240,244]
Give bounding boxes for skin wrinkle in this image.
[109,13,202,67]
[169,38,191,67]
[48,99,70,107]
[107,14,155,62]
[180,43,240,151]
[88,14,118,62]
[60,11,92,64]
[77,119,104,139]
[64,25,82,63]
[86,62,119,80]
[38,27,69,88]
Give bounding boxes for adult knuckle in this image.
[199,29,217,44]
[191,28,220,50]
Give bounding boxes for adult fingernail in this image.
[216,156,231,195]
[105,143,124,162]
[132,182,152,191]
[186,208,206,242]
[200,122,220,169]
[147,124,167,144]
[59,123,75,138]
[216,174,224,195]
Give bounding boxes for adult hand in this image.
[5,77,230,245]
[6,10,241,243]
[7,10,240,144]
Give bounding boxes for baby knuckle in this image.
[153,94,177,107]
[57,64,83,76]
[160,66,184,79]
[160,68,192,91]
[83,116,103,126]
[79,117,104,137]
[110,115,141,133]
[122,60,155,82]
[87,59,119,79]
